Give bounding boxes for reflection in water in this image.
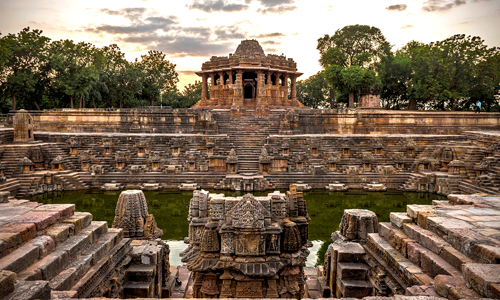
[31,190,442,266]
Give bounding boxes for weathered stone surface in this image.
[378,222,397,241]
[19,250,69,281]
[0,244,39,273]
[0,232,22,250]
[45,223,74,246]
[26,235,55,257]
[336,262,368,280]
[439,246,475,270]
[391,212,413,228]
[0,223,36,242]
[425,216,475,237]
[11,210,59,231]
[56,234,90,260]
[112,190,162,239]
[446,228,500,259]
[471,244,500,264]
[404,224,450,254]
[33,204,75,219]
[420,251,460,278]
[123,281,153,298]
[61,212,92,234]
[0,270,16,298]
[407,242,429,266]
[462,263,500,298]
[406,284,439,297]
[78,221,107,244]
[49,255,92,291]
[337,279,372,298]
[125,264,156,282]
[4,280,50,300]
[407,205,434,219]
[333,242,366,263]
[339,209,378,241]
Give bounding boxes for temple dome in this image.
[233,40,265,58]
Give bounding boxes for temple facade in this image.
[193,40,304,109]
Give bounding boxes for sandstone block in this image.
[446,228,500,259]
[0,270,16,298]
[406,242,429,266]
[434,275,464,298]
[417,211,438,229]
[420,250,460,278]
[0,232,22,250]
[336,262,367,280]
[332,242,365,263]
[57,234,90,260]
[0,244,39,273]
[389,228,408,252]
[11,211,59,231]
[4,280,51,300]
[404,224,450,254]
[339,209,378,241]
[462,263,500,298]
[62,212,92,234]
[26,235,55,257]
[31,250,69,280]
[337,279,371,298]
[406,284,439,297]
[125,264,156,282]
[49,255,92,291]
[407,204,434,219]
[123,281,153,298]
[0,223,36,242]
[412,273,433,285]
[471,244,500,264]
[78,221,107,244]
[51,291,78,300]
[439,246,475,270]
[378,222,397,241]
[390,212,413,228]
[425,216,475,237]
[45,223,74,246]
[33,204,75,219]
[81,232,117,265]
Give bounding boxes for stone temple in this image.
[194,40,304,110]
[0,40,500,300]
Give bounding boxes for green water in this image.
[30,190,443,266]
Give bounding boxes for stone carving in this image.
[193,40,303,110]
[13,109,34,143]
[112,190,163,239]
[182,185,309,298]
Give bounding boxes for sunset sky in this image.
[1,0,499,89]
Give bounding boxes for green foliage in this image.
[296,72,336,108]
[163,80,203,108]
[318,25,388,108]
[0,28,181,111]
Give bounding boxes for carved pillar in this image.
[256,70,267,106]
[218,71,225,106]
[291,74,297,102]
[233,70,244,107]
[282,73,289,106]
[201,73,208,101]
[209,73,216,106]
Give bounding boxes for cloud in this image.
[187,0,249,12]
[257,0,294,7]
[253,32,286,38]
[99,8,147,21]
[422,0,467,12]
[386,4,407,11]
[262,40,281,45]
[257,5,297,14]
[214,27,246,40]
[86,15,178,34]
[156,36,235,57]
[400,24,414,29]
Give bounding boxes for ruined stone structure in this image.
[12,109,34,143]
[181,185,310,298]
[193,40,304,110]
[112,190,163,240]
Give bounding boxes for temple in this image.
[193,40,304,109]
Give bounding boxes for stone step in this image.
[125,264,156,282]
[336,279,372,298]
[3,280,51,300]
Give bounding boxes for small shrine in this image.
[181,185,310,298]
[193,40,304,109]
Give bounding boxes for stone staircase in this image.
[0,200,132,300]
[362,196,500,298]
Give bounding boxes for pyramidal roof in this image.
[233,40,265,58]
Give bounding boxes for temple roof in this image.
[234,40,266,58]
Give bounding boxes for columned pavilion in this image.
[193,40,304,109]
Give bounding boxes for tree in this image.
[49,40,99,108]
[137,50,178,106]
[318,25,390,108]
[296,71,336,108]
[0,27,51,110]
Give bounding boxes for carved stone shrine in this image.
[181,184,310,298]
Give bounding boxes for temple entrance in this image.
[243,72,257,99]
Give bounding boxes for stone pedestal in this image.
[339,209,378,243]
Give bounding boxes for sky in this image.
[1,0,499,89]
